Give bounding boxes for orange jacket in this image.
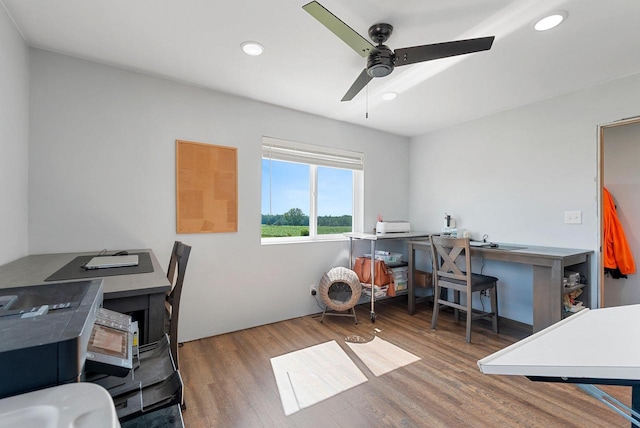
[603,187,636,275]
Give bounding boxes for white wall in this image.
[0,5,29,265]
[27,49,410,341]
[603,121,640,306]
[409,72,640,324]
[20,29,640,335]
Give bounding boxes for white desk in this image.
[478,305,640,426]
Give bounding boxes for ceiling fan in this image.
[302,1,495,101]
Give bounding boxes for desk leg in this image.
[370,240,376,322]
[349,237,354,269]
[408,243,416,315]
[148,293,166,343]
[633,386,640,427]
[532,260,563,333]
[577,384,640,427]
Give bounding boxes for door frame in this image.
[597,115,640,307]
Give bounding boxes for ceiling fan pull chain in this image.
[366,84,369,119]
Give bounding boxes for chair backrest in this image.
[166,241,191,370]
[430,235,471,291]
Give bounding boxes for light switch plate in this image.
[564,210,582,224]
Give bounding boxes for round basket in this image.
[318,267,362,312]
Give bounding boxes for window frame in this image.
[261,136,364,244]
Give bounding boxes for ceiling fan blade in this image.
[342,69,373,101]
[395,36,495,67]
[303,1,374,58]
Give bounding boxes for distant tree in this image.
[283,208,307,226]
[318,215,352,227]
[262,214,277,225]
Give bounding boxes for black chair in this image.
[430,235,498,343]
[165,241,191,372]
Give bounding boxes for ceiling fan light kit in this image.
[302,1,495,102]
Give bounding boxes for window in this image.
[261,137,363,242]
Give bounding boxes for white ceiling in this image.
[3,0,640,137]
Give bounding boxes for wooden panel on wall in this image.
[176,140,238,233]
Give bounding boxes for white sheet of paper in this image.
[346,336,421,377]
[270,340,367,416]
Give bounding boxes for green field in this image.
[261,225,351,237]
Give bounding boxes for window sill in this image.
[261,234,350,246]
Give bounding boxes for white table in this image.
[478,305,640,426]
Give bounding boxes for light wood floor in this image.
[179,297,631,427]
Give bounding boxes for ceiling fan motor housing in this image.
[367,45,395,77]
[366,23,395,78]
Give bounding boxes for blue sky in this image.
[261,159,352,216]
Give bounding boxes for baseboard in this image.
[496,316,532,339]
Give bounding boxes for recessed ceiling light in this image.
[533,11,567,31]
[241,41,264,56]
[382,92,398,101]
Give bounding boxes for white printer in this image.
[376,221,411,234]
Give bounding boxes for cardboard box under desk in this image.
[414,270,433,288]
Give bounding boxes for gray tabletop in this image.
[0,250,171,299]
